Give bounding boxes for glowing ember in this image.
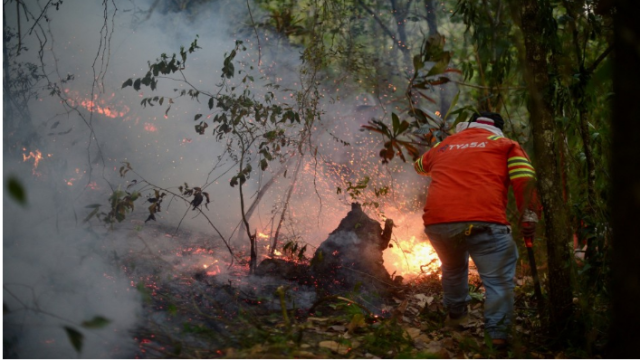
[65,90,130,119]
[257,232,269,239]
[144,122,158,132]
[64,168,89,187]
[383,236,442,279]
[203,263,221,276]
[22,148,49,175]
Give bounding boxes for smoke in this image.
[4,0,430,357]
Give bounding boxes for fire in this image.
[383,236,442,279]
[22,148,50,175]
[64,168,88,187]
[203,262,221,276]
[65,90,130,119]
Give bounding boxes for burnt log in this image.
[310,203,395,297]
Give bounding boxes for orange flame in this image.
[66,90,130,119]
[203,260,221,276]
[384,236,441,279]
[22,148,48,175]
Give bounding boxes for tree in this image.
[516,0,575,339]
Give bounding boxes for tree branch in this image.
[357,0,399,50]
[586,45,612,74]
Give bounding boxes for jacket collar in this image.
[455,122,504,137]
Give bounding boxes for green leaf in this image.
[443,91,460,121]
[412,54,424,72]
[81,316,111,329]
[121,78,133,88]
[133,78,141,91]
[194,114,202,121]
[426,55,451,78]
[64,326,84,353]
[7,176,26,205]
[392,113,400,135]
[208,97,214,110]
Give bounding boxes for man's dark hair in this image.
[469,111,505,130]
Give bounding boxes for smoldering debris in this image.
[311,203,399,297]
[111,203,412,357]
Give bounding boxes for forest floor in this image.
[119,223,604,359]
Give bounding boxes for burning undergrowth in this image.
[100,201,447,358]
[107,220,315,357]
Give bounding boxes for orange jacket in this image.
[414,128,541,226]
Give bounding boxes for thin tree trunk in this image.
[271,154,304,255]
[390,0,412,68]
[563,0,598,213]
[424,0,438,36]
[578,111,597,209]
[238,142,257,274]
[518,0,574,339]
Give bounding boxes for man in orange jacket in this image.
[414,111,541,347]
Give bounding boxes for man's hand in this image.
[521,221,536,239]
[521,209,538,239]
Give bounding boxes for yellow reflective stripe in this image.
[508,156,529,163]
[432,142,441,148]
[509,167,535,175]
[414,158,425,173]
[510,169,536,179]
[508,161,533,168]
[510,173,536,180]
[488,135,503,140]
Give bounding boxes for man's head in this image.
[469,111,505,130]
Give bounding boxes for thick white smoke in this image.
[4,0,430,357]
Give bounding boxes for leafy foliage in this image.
[64,326,83,353]
[122,39,302,190]
[282,240,309,262]
[180,183,210,210]
[336,176,389,209]
[6,176,27,206]
[361,34,464,163]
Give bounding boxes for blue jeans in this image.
[425,222,518,339]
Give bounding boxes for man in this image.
[414,111,541,347]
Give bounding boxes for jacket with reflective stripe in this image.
[414,128,541,226]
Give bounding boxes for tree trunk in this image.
[518,0,574,339]
[608,0,640,356]
[424,0,438,37]
[390,0,412,68]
